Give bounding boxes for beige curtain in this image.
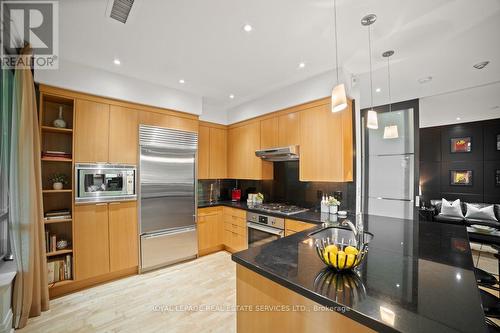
[10,46,49,329]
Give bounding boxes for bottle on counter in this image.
[321,195,329,213]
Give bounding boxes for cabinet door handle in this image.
[96,203,107,206]
[109,202,121,205]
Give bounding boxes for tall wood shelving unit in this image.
[39,91,76,295]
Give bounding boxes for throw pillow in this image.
[440,198,464,218]
[465,204,498,221]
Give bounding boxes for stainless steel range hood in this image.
[255,145,299,162]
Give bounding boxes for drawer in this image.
[224,215,246,228]
[198,206,222,217]
[223,207,246,219]
[285,219,316,233]
[224,221,245,235]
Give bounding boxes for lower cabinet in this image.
[197,207,248,254]
[108,201,138,271]
[223,207,247,252]
[285,219,316,236]
[74,203,110,280]
[197,207,223,255]
[74,201,138,281]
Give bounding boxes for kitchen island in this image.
[231,214,487,333]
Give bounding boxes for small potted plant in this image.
[327,197,340,215]
[49,173,68,190]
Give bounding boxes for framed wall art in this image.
[496,134,500,151]
[450,170,473,186]
[450,137,471,153]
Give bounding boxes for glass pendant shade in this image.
[331,83,348,112]
[366,110,378,129]
[383,125,399,139]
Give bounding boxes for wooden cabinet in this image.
[197,207,223,256]
[285,219,316,236]
[260,117,279,149]
[108,106,138,164]
[198,124,227,179]
[139,111,198,133]
[209,127,227,178]
[108,201,138,271]
[74,201,138,280]
[74,203,110,280]
[198,126,210,179]
[278,112,300,147]
[74,99,110,162]
[299,100,353,182]
[228,122,273,180]
[223,207,247,252]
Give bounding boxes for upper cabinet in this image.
[299,99,353,182]
[278,112,299,147]
[139,111,198,133]
[109,106,139,164]
[198,125,210,179]
[260,117,279,149]
[228,122,272,180]
[209,127,227,179]
[75,100,139,164]
[198,123,227,179]
[75,99,110,163]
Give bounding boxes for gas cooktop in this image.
[251,203,309,216]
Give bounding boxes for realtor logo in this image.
[1,0,58,69]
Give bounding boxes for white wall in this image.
[200,99,228,124]
[35,59,203,115]
[226,69,353,124]
[419,82,500,128]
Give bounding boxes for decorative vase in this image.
[53,106,67,128]
[53,182,63,190]
[329,205,338,215]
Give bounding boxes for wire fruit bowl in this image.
[311,222,373,272]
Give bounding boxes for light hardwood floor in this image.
[19,252,236,333]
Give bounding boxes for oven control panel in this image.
[247,212,285,230]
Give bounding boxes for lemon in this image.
[323,245,338,264]
[344,246,359,255]
[336,251,347,269]
[346,254,356,268]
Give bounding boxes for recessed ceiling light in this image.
[229,94,235,99]
[375,88,381,93]
[473,61,489,70]
[418,76,432,84]
[242,24,253,32]
[298,62,306,69]
[179,79,185,84]
[456,117,461,121]
[113,58,121,65]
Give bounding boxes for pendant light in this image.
[382,50,399,139]
[331,0,347,113]
[362,14,378,129]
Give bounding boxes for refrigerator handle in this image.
[142,226,196,239]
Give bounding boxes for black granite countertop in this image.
[231,214,487,333]
[198,200,340,224]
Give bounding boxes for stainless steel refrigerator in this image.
[139,125,197,272]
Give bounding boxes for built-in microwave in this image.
[75,163,136,204]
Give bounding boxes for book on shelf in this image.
[45,233,60,253]
[41,150,72,159]
[47,254,72,284]
[45,209,71,217]
[44,209,71,221]
[44,215,72,221]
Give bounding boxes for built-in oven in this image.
[247,212,284,248]
[75,163,136,204]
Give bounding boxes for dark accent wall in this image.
[198,161,356,212]
[420,118,500,204]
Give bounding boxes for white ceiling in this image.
[58,0,500,119]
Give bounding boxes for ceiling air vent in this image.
[110,0,134,24]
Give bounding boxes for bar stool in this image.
[481,289,500,319]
